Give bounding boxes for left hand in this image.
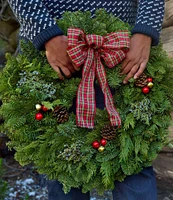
[121,33,152,84]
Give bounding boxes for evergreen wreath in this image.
[0,10,173,194]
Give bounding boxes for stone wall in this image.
[0,0,19,67]
[161,0,173,58]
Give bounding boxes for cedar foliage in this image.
[0,9,173,194]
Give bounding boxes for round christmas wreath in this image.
[0,10,173,194]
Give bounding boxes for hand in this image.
[121,33,151,84]
[45,35,79,80]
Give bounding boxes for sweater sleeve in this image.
[7,0,64,50]
[131,0,165,46]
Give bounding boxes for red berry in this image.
[147,77,153,83]
[92,141,100,149]
[142,86,150,94]
[35,113,43,120]
[100,139,107,146]
[41,105,48,111]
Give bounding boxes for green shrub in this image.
[0,158,8,200]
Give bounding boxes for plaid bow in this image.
[67,28,130,128]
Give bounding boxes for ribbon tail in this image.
[95,54,121,127]
[76,48,96,128]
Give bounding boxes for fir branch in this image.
[100,161,112,187]
[119,133,134,162]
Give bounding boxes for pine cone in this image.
[53,106,69,123]
[135,73,148,87]
[101,124,116,140]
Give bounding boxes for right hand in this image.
[121,34,151,84]
[45,35,79,80]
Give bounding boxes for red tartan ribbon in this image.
[67,28,130,128]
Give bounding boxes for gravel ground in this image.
[2,156,48,200]
[5,177,48,200]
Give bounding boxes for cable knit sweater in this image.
[8,0,164,50]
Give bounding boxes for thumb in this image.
[134,61,147,79]
[72,62,80,71]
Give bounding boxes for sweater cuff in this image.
[33,24,64,50]
[131,24,160,46]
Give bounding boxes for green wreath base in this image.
[0,10,173,194]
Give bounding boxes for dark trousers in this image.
[47,167,157,200]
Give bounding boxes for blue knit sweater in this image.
[8,0,164,50]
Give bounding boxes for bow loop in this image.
[67,28,87,67]
[101,49,126,68]
[103,32,130,50]
[68,28,86,47]
[67,28,130,128]
[101,32,130,68]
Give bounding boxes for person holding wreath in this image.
[7,0,165,199]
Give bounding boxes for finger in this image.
[123,64,139,84]
[72,62,80,71]
[59,55,76,73]
[62,56,77,73]
[121,57,130,71]
[134,61,147,79]
[51,65,64,80]
[58,64,72,78]
[66,51,80,72]
[122,53,141,73]
[121,60,137,75]
[66,62,76,73]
